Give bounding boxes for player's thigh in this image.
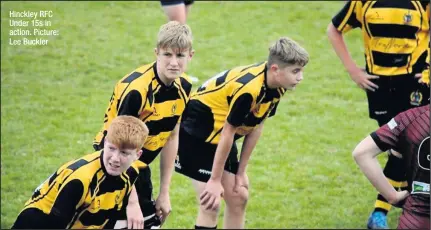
[366,77,391,123]
[175,126,217,183]
[160,1,186,21]
[191,178,208,201]
[160,0,185,6]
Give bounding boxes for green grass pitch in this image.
[1,1,401,228]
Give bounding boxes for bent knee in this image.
[225,187,249,207]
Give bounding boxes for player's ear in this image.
[154,48,159,56]
[188,49,195,59]
[269,64,280,77]
[270,63,279,72]
[136,149,143,160]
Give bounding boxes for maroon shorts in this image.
[397,209,430,229]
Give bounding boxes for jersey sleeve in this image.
[50,179,85,228]
[227,85,254,127]
[331,0,363,33]
[370,112,408,153]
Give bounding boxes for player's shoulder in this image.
[130,161,147,174]
[179,72,192,84]
[237,61,266,76]
[174,73,193,95]
[231,62,266,85]
[389,105,430,132]
[399,105,429,120]
[62,151,103,182]
[234,62,267,94]
[124,161,146,183]
[117,62,156,86]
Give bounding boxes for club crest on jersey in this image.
[410,90,423,106]
[417,136,430,171]
[404,11,412,24]
[172,104,177,115]
[115,194,120,204]
[153,107,160,116]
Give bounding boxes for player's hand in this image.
[415,68,430,85]
[348,67,379,92]
[200,178,224,211]
[233,173,249,193]
[126,202,144,229]
[155,192,172,225]
[415,73,424,83]
[387,190,409,206]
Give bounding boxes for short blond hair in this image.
[157,21,193,51]
[106,116,149,150]
[268,37,309,68]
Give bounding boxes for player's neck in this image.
[157,73,175,87]
[266,71,279,89]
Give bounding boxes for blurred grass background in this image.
[1,1,401,228]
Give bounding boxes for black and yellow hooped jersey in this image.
[332,0,430,76]
[181,62,285,145]
[93,62,192,164]
[18,151,142,229]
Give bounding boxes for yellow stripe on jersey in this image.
[332,1,430,76]
[19,151,140,229]
[336,1,359,32]
[182,62,284,144]
[94,62,192,164]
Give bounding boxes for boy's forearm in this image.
[128,185,139,205]
[159,125,179,195]
[237,124,264,175]
[353,136,398,202]
[354,153,398,202]
[210,124,236,181]
[327,23,358,74]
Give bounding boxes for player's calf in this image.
[195,204,219,229]
[192,179,219,228]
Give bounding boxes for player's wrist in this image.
[236,169,246,176]
[158,190,170,198]
[385,189,399,204]
[209,175,222,182]
[346,64,360,75]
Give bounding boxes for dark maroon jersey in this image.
[371,105,430,216]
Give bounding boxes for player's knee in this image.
[225,187,249,208]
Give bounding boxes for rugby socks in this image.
[373,152,406,214]
[195,225,217,229]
